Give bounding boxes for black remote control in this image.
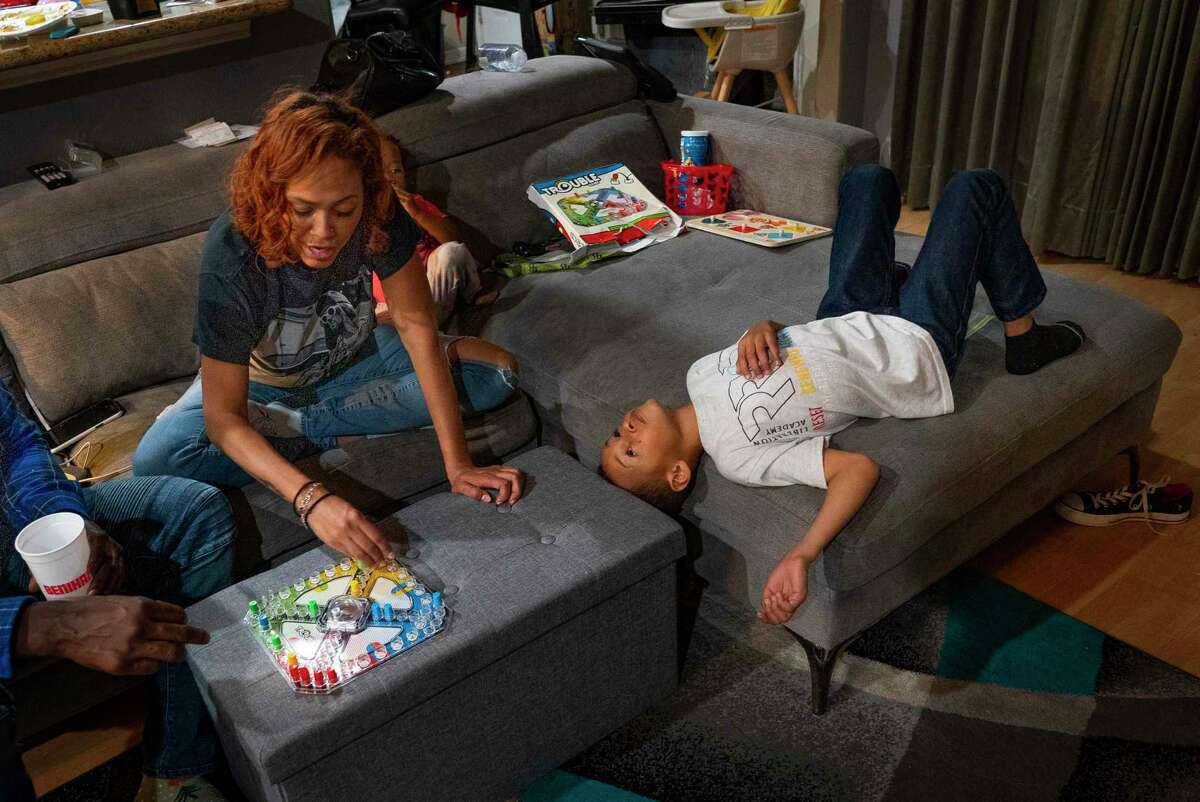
[28,162,75,190]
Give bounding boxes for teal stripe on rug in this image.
[936,569,1105,695]
[523,771,654,802]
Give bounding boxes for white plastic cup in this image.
[15,512,92,600]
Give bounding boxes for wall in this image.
[794,0,902,166]
[0,0,333,187]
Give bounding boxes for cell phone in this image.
[47,399,124,454]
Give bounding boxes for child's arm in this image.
[758,448,879,625]
[398,192,460,246]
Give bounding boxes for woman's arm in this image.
[379,254,522,504]
[201,357,393,564]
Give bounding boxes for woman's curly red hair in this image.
[230,91,394,265]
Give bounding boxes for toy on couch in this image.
[557,187,649,228]
[685,209,831,247]
[527,162,682,262]
[244,558,448,694]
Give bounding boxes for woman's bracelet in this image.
[293,481,323,518]
[301,491,335,530]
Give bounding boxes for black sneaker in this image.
[1055,478,1193,527]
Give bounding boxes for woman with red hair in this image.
[135,91,522,564]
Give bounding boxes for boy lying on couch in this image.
[599,165,1086,626]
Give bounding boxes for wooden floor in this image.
[900,208,1200,676]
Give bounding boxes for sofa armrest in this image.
[649,96,879,227]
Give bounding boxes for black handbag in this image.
[313,28,444,117]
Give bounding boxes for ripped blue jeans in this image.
[133,328,519,487]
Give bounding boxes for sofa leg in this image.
[788,632,855,715]
[1121,445,1140,486]
[675,558,708,679]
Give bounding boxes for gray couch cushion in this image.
[379,55,638,169]
[0,146,243,283]
[185,446,684,785]
[650,96,880,227]
[482,231,1181,594]
[414,100,669,253]
[0,233,203,422]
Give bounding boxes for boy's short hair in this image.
[598,465,690,515]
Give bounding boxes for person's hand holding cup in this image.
[16,512,96,600]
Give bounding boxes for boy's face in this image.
[381,139,407,194]
[601,400,686,492]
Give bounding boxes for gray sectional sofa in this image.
[0,51,1181,756]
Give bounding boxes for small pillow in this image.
[0,233,204,423]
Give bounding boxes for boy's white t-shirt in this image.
[687,311,954,490]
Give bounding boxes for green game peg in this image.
[248,600,260,616]
[269,633,283,651]
[307,599,320,619]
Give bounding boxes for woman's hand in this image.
[737,320,784,380]
[305,493,394,566]
[448,464,525,505]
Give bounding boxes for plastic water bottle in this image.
[478,43,527,72]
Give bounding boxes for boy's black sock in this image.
[1005,320,1086,375]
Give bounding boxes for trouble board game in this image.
[244,558,448,694]
[685,210,832,247]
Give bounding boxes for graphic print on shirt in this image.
[715,342,828,446]
[250,271,374,386]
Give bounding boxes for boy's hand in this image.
[758,554,810,625]
[737,320,783,380]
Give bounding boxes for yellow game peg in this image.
[349,579,361,595]
[286,652,298,668]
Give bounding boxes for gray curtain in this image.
[892,0,1200,281]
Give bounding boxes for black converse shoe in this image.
[1055,478,1193,528]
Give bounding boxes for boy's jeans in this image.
[134,327,519,487]
[817,164,1047,378]
[1,476,236,781]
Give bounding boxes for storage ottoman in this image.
[185,447,684,801]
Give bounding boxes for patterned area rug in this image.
[44,568,1200,801]
[557,567,1200,801]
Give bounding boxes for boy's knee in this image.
[948,168,1004,198]
[840,164,899,202]
[843,163,894,187]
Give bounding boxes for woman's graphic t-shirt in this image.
[195,209,419,387]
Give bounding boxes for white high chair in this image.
[662,0,804,113]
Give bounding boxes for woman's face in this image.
[285,155,364,268]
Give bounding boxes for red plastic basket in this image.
[661,161,735,216]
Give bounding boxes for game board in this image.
[244,558,448,694]
[556,187,649,228]
[685,210,832,248]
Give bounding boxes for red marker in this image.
[298,666,311,686]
